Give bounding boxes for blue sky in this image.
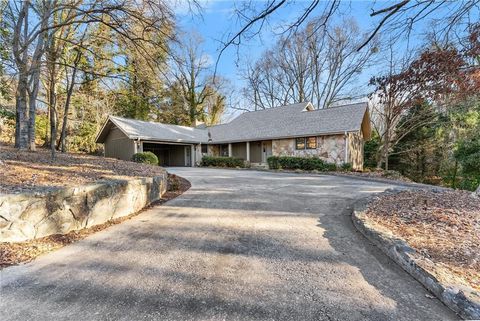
[174,0,476,112]
[177,1,379,82]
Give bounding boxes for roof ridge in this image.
[305,102,367,113]
[242,102,310,114]
[110,115,206,131]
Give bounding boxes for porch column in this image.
[246,142,250,162]
[191,145,195,167]
[228,143,232,157]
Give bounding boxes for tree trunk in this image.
[383,122,391,171]
[58,48,82,152]
[49,93,57,160]
[27,69,42,151]
[451,160,458,189]
[48,65,57,160]
[14,74,29,149]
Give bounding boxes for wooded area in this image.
[0,0,479,191]
[0,0,226,158]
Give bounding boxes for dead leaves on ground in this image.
[365,189,480,291]
[0,144,166,194]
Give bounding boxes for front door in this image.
[261,141,272,163]
[185,146,191,167]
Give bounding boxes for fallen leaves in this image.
[365,189,480,291]
[0,144,166,194]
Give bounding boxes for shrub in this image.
[201,156,245,168]
[131,152,158,165]
[341,162,353,172]
[323,162,338,171]
[267,156,280,169]
[168,174,180,191]
[268,156,337,171]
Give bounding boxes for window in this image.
[201,144,208,154]
[220,144,229,156]
[295,137,306,150]
[306,137,317,149]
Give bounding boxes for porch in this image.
[209,141,273,164]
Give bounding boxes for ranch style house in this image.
[95,102,371,170]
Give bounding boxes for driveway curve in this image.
[0,168,457,320]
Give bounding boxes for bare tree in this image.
[9,0,54,150]
[4,0,174,152]
[169,34,225,124]
[242,17,377,110]
[217,0,479,65]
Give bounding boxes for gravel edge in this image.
[351,191,480,320]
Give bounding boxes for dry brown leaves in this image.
[0,175,191,269]
[343,169,412,183]
[365,189,480,291]
[0,144,166,194]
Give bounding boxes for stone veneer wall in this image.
[348,131,364,171]
[207,145,220,157]
[272,134,347,165]
[0,173,168,243]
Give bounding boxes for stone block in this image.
[0,173,167,242]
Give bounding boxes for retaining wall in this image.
[0,174,168,242]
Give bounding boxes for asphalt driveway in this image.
[0,168,457,320]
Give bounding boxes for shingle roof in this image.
[208,102,368,143]
[96,102,369,144]
[96,116,208,143]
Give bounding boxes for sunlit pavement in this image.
[0,168,457,321]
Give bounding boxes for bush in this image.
[268,156,337,171]
[267,156,280,169]
[201,156,245,168]
[340,162,353,172]
[131,152,159,165]
[323,162,338,171]
[168,174,180,191]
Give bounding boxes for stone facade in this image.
[272,134,347,165]
[348,131,364,171]
[0,174,167,242]
[207,144,220,157]
[204,132,365,169]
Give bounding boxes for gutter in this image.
[344,131,348,164]
[210,130,359,145]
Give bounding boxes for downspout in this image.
[344,131,348,164]
[134,137,140,154]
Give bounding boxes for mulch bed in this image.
[364,189,480,291]
[0,144,166,194]
[0,174,190,269]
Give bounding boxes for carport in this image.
[95,116,206,166]
[142,142,194,167]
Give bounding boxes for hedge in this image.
[131,152,159,165]
[267,156,338,171]
[201,156,245,168]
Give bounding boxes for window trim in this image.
[295,137,306,150]
[306,136,317,149]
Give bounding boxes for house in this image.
[95,102,371,170]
